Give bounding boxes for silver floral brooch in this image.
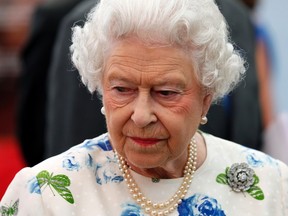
[216,162,264,200]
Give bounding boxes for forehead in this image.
[106,39,191,65]
[104,39,196,84]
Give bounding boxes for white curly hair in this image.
[70,0,246,102]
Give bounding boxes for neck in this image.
[127,153,188,179]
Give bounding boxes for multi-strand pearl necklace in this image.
[115,138,197,216]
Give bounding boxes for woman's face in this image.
[102,39,212,170]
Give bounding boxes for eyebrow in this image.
[107,72,187,90]
[106,69,140,84]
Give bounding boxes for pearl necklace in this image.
[115,138,197,216]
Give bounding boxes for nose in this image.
[131,92,157,128]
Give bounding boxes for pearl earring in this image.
[200,116,208,125]
[101,107,105,115]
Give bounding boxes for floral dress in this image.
[1,133,287,215]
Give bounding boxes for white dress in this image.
[1,132,287,215]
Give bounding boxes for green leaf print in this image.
[36,170,75,204]
[225,167,229,175]
[216,173,228,184]
[0,199,19,216]
[216,164,265,201]
[247,185,265,200]
[253,174,260,185]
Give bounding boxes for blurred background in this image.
[0,0,287,199]
[0,0,43,198]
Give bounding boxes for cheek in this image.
[103,95,131,132]
[173,99,193,115]
[169,94,202,117]
[103,94,119,111]
[103,97,128,152]
[159,96,202,138]
[103,88,131,113]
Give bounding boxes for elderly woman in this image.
[1,0,287,215]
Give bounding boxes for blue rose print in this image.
[121,203,144,216]
[79,136,112,151]
[96,139,113,151]
[178,194,226,216]
[246,153,264,168]
[95,156,124,185]
[28,177,41,194]
[86,153,94,167]
[243,149,278,168]
[79,140,100,150]
[62,155,80,171]
[86,153,124,185]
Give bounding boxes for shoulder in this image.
[0,133,118,213]
[203,132,288,176]
[2,133,113,195]
[32,133,112,172]
[203,133,288,212]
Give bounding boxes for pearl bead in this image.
[164,210,169,215]
[153,203,159,208]
[115,136,197,215]
[145,207,151,213]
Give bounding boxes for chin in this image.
[127,154,166,170]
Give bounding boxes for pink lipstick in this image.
[130,137,161,146]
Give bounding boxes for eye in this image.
[112,86,135,94]
[158,90,178,96]
[153,88,182,102]
[114,86,129,92]
[154,90,181,101]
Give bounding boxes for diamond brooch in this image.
[216,162,265,200]
[227,162,255,192]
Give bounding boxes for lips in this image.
[130,137,163,146]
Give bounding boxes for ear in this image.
[201,93,213,117]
